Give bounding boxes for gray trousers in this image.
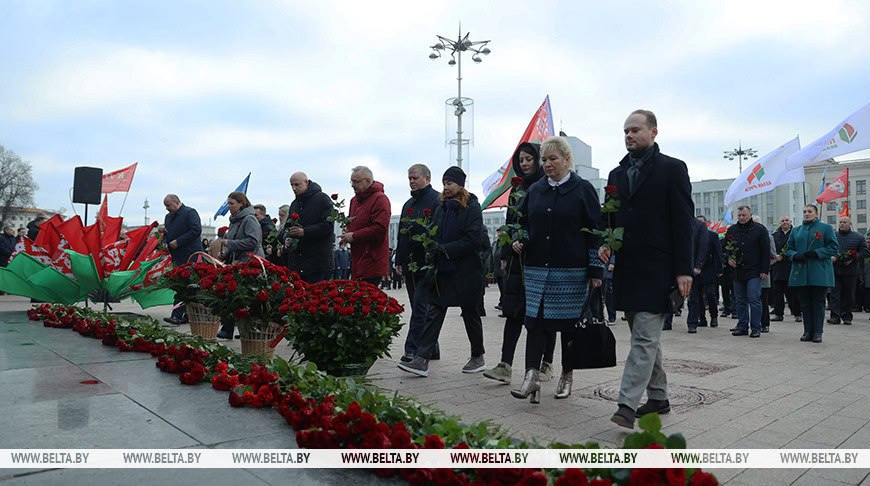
[619,312,668,410]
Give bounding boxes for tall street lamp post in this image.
[723,141,758,174]
[428,24,491,171]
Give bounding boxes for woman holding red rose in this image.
[217,191,264,339]
[483,142,557,385]
[785,204,838,343]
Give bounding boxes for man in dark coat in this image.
[719,236,736,318]
[771,215,800,321]
[685,216,709,332]
[341,166,391,285]
[162,194,202,325]
[600,109,694,429]
[395,164,441,362]
[26,213,47,240]
[285,172,335,284]
[697,221,723,328]
[253,204,276,253]
[0,225,17,267]
[828,216,869,325]
[725,205,770,338]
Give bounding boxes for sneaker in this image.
[462,356,486,373]
[482,362,511,383]
[843,320,852,326]
[539,361,554,382]
[398,356,429,377]
[800,333,813,342]
[636,399,670,417]
[400,353,414,363]
[812,335,823,343]
[710,319,718,328]
[611,404,636,429]
[827,318,841,325]
[732,329,749,336]
[750,330,761,338]
[687,327,697,334]
[770,315,784,322]
[761,326,769,333]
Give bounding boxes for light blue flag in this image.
[816,162,828,199]
[213,173,251,219]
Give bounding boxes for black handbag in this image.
[564,284,617,369]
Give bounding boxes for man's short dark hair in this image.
[696,215,707,223]
[253,204,266,212]
[630,109,657,129]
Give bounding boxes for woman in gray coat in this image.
[217,191,264,339]
[220,191,264,264]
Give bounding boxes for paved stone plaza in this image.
[1,287,869,485]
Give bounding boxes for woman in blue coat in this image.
[786,204,839,343]
[510,136,604,403]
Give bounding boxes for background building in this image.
[2,207,61,229]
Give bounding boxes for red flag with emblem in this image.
[101,162,138,194]
[56,216,87,254]
[118,222,158,272]
[816,167,849,204]
[840,201,850,217]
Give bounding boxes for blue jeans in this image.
[733,277,762,331]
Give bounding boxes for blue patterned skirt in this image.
[524,266,589,328]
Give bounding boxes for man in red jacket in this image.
[340,166,391,286]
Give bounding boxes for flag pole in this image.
[118,192,130,217]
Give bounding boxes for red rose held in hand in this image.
[331,193,339,200]
[605,185,618,196]
[291,213,300,221]
[422,208,432,217]
[511,176,524,186]
[405,208,414,216]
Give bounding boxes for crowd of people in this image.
[10,108,868,432]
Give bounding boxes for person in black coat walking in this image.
[398,167,485,378]
[285,172,335,284]
[684,217,709,332]
[162,194,203,325]
[395,164,442,362]
[828,216,869,325]
[483,142,556,385]
[600,110,694,429]
[771,216,800,321]
[724,206,770,337]
[696,222,723,328]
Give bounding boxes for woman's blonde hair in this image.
[540,136,574,169]
[440,186,470,208]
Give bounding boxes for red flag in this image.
[33,214,64,254]
[100,239,127,275]
[816,167,849,204]
[56,216,87,254]
[82,223,105,279]
[97,196,108,231]
[101,162,137,194]
[129,236,161,270]
[96,195,123,247]
[10,238,52,265]
[118,222,158,272]
[840,201,850,217]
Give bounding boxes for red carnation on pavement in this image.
[511,176,524,186]
[291,213,300,221]
[423,208,432,217]
[605,185,618,196]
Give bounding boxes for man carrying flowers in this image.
[828,216,868,326]
[286,172,335,284]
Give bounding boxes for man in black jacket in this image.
[162,194,202,325]
[600,110,694,429]
[395,164,441,362]
[685,217,709,332]
[771,216,800,322]
[829,216,869,325]
[0,225,17,267]
[26,213,47,240]
[725,205,770,338]
[286,172,335,284]
[253,204,276,253]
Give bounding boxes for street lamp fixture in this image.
[428,24,491,171]
[723,141,758,173]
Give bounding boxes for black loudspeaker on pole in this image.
[73,166,103,225]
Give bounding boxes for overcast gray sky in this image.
[2,0,868,227]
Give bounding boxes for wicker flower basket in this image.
[239,321,285,358]
[186,303,221,341]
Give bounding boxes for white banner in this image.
[481,159,511,197]
[786,102,870,169]
[1,448,868,469]
[724,137,804,207]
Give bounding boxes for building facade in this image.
[1,207,61,230]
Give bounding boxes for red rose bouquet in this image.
[283,279,404,375]
[399,207,438,272]
[198,258,306,342]
[159,261,223,305]
[724,234,742,264]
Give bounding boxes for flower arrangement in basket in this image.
[158,259,225,338]
[283,279,404,376]
[198,257,306,356]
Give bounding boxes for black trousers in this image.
[500,315,556,366]
[495,276,504,307]
[830,273,858,322]
[771,280,801,317]
[761,287,770,326]
[720,276,734,313]
[414,303,484,359]
[701,283,719,321]
[525,326,568,371]
[798,286,827,337]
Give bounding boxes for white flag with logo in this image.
[786,102,870,169]
[481,159,511,197]
[724,137,804,207]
